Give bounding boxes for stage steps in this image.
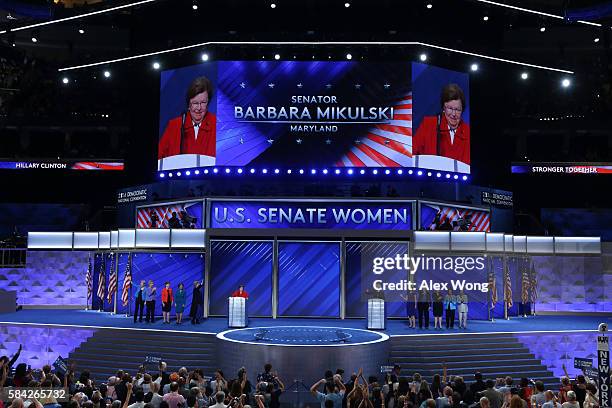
[67,329,217,383]
[390,333,559,389]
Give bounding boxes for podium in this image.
[367,298,386,330]
[228,297,248,328]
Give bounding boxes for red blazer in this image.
[231,290,249,299]
[413,114,470,165]
[161,287,173,303]
[158,111,217,159]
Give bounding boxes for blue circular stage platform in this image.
[217,326,388,346]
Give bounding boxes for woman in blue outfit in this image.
[402,290,417,329]
[444,289,457,329]
[174,282,187,325]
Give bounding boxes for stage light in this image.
[323,169,328,174]
[237,168,243,174]
[299,169,304,174]
[426,3,433,9]
[185,170,191,176]
[311,169,316,174]
[436,172,441,178]
[521,72,528,80]
[152,61,161,70]
[335,169,341,174]
[344,2,350,7]
[385,169,390,175]
[373,169,378,174]
[168,173,173,177]
[483,15,489,21]
[419,53,427,62]
[453,175,459,179]
[213,168,219,173]
[62,77,69,84]
[225,168,231,173]
[397,169,403,174]
[274,168,280,174]
[346,53,352,60]
[270,2,276,8]
[195,170,200,175]
[31,36,37,43]
[160,173,165,178]
[470,63,479,72]
[445,174,451,178]
[540,26,546,32]
[462,175,468,181]
[274,53,280,60]
[561,78,571,88]
[250,168,256,174]
[287,169,292,174]
[417,170,423,176]
[427,172,432,176]
[78,28,85,34]
[103,70,111,78]
[408,169,413,174]
[360,169,365,174]
[262,169,268,174]
[192,1,198,10]
[201,53,209,61]
[594,37,600,43]
[204,169,209,174]
[348,169,354,174]
[177,172,182,176]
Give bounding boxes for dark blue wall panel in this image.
[278,242,340,317]
[209,240,273,316]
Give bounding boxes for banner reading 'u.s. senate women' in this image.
[208,199,414,229]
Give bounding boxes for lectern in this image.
[367,298,385,330]
[228,297,247,328]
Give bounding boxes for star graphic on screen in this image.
[297,83,303,88]
[239,138,244,144]
[239,82,246,88]
[355,84,362,90]
[296,138,303,144]
[384,83,391,89]
[268,83,275,88]
[325,139,332,145]
[267,138,274,144]
[325,83,332,89]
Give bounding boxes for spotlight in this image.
[160,173,165,178]
[274,168,280,174]
[103,70,111,78]
[540,26,546,32]
[426,3,432,9]
[270,2,276,8]
[274,53,280,60]
[237,168,243,174]
[335,169,341,174]
[299,169,304,174]
[445,174,451,179]
[344,2,350,7]
[31,36,37,43]
[417,170,423,176]
[78,28,85,34]
[419,53,427,62]
[250,168,256,174]
[204,169,209,174]
[152,62,161,70]
[311,169,316,174]
[453,175,459,180]
[201,53,209,61]
[436,172,441,178]
[385,169,390,175]
[521,72,529,80]
[287,169,292,174]
[360,169,365,174]
[185,171,191,176]
[213,168,219,173]
[323,169,328,174]
[177,172,182,177]
[195,170,200,175]
[594,37,600,43]
[373,169,378,175]
[561,78,571,88]
[346,53,352,60]
[427,172,432,176]
[348,169,354,174]
[462,175,468,181]
[225,168,231,173]
[168,173,173,177]
[483,16,489,21]
[192,2,198,10]
[408,170,413,175]
[262,169,268,174]
[470,63,479,72]
[61,77,69,84]
[397,169,403,175]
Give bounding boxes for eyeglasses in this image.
[443,105,463,114]
[190,100,209,108]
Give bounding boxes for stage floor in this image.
[0,309,610,336]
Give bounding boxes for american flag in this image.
[428,205,491,232]
[488,271,497,310]
[504,263,513,308]
[530,262,538,303]
[521,265,530,304]
[71,161,124,171]
[85,254,92,301]
[336,91,414,167]
[121,257,132,306]
[97,256,106,303]
[107,254,117,303]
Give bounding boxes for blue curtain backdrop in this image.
[209,240,273,316]
[278,242,341,317]
[131,253,205,316]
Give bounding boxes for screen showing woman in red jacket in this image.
[231,285,249,299]
[158,76,217,160]
[412,83,470,165]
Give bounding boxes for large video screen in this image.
[158,61,470,173]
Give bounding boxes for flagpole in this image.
[113,252,117,315]
[504,255,508,320]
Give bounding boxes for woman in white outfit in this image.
[457,289,468,329]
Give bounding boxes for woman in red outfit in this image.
[161,281,174,324]
[413,83,470,165]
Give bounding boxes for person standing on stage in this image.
[457,289,469,329]
[190,280,204,324]
[444,289,457,329]
[401,290,417,329]
[432,290,444,329]
[174,283,186,325]
[417,288,431,329]
[161,281,174,324]
[231,285,249,299]
[134,280,146,323]
[145,280,157,323]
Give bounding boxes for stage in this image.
[0,309,609,335]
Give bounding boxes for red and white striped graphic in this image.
[71,161,124,171]
[337,92,414,167]
[136,204,185,228]
[429,205,491,232]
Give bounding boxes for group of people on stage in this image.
[132,282,248,325]
[402,288,469,330]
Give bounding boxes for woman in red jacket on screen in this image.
[158,76,217,160]
[412,83,470,165]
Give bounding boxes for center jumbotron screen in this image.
[158,61,470,173]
